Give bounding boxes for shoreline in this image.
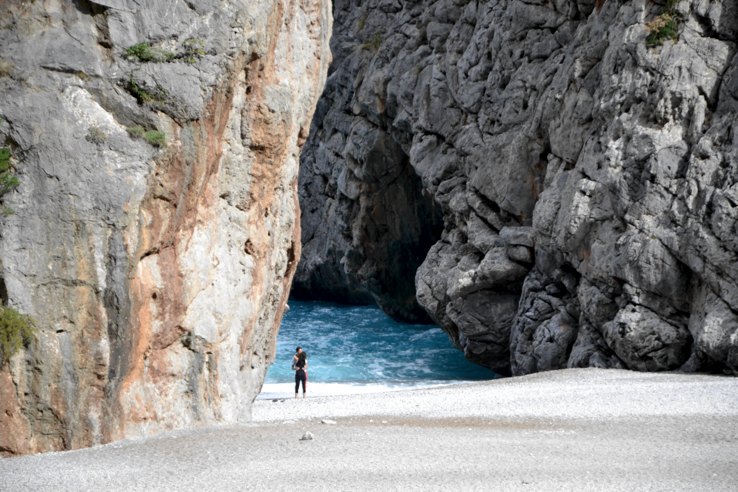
[253,368,738,422]
[257,379,479,400]
[3,368,737,491]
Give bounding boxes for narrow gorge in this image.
[296,0,738,376]
[1,0,737,457]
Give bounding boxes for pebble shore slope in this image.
[2,369,737,491]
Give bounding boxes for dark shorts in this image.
[295,368,307,393]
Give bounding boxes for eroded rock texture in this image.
[298,0,738,376]
[0,0,331,454]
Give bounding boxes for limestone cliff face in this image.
[297,0,738,375]
[0,0,331,454]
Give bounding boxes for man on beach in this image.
[293,346,308,398]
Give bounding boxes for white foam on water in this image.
[266,301,495,386]
[257,380,465,400]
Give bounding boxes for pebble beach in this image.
[2,368,737,491]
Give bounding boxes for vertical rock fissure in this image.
[103,230,132,439]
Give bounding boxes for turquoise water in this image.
[262,300,494,393]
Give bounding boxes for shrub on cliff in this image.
[125,42,175,63]
[0,147,20,214]
[143,130,166,147]
[126,76,168,105]
[646,0,681,47]
[646,13,679,47]
[0,147,19,195]
[0,305,35,365]
[181,38,206,64]
[125,39,206,64]
[127,126,167,147]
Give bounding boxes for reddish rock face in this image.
[0,0,331,454]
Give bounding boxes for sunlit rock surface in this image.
[0,0,331,454]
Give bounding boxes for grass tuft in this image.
[128,126,166,148]
[127,125,145,138]
[143,130,166,147]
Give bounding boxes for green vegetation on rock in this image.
[0,147,20,212]
[126,38,207,64]
[181,38,206,64]
[143,130,166,147]
[127,125,167,147]
[0,147,19,193]
[125,42,175,63]
[646,1,681,48]
[0,305,35,365]
[646,13,679,47]
[127,125,145,139]
[126,76,168,105]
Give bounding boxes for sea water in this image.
[259,300,495,398]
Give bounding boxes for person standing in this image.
[293,346,308,398]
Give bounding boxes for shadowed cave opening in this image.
[265,136,485,392]
[290,139,444,325]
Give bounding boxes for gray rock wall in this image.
[0,0,331,454]
[297,0,738,375]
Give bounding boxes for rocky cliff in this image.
[0,0,331,454]
[296,0,738,375]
